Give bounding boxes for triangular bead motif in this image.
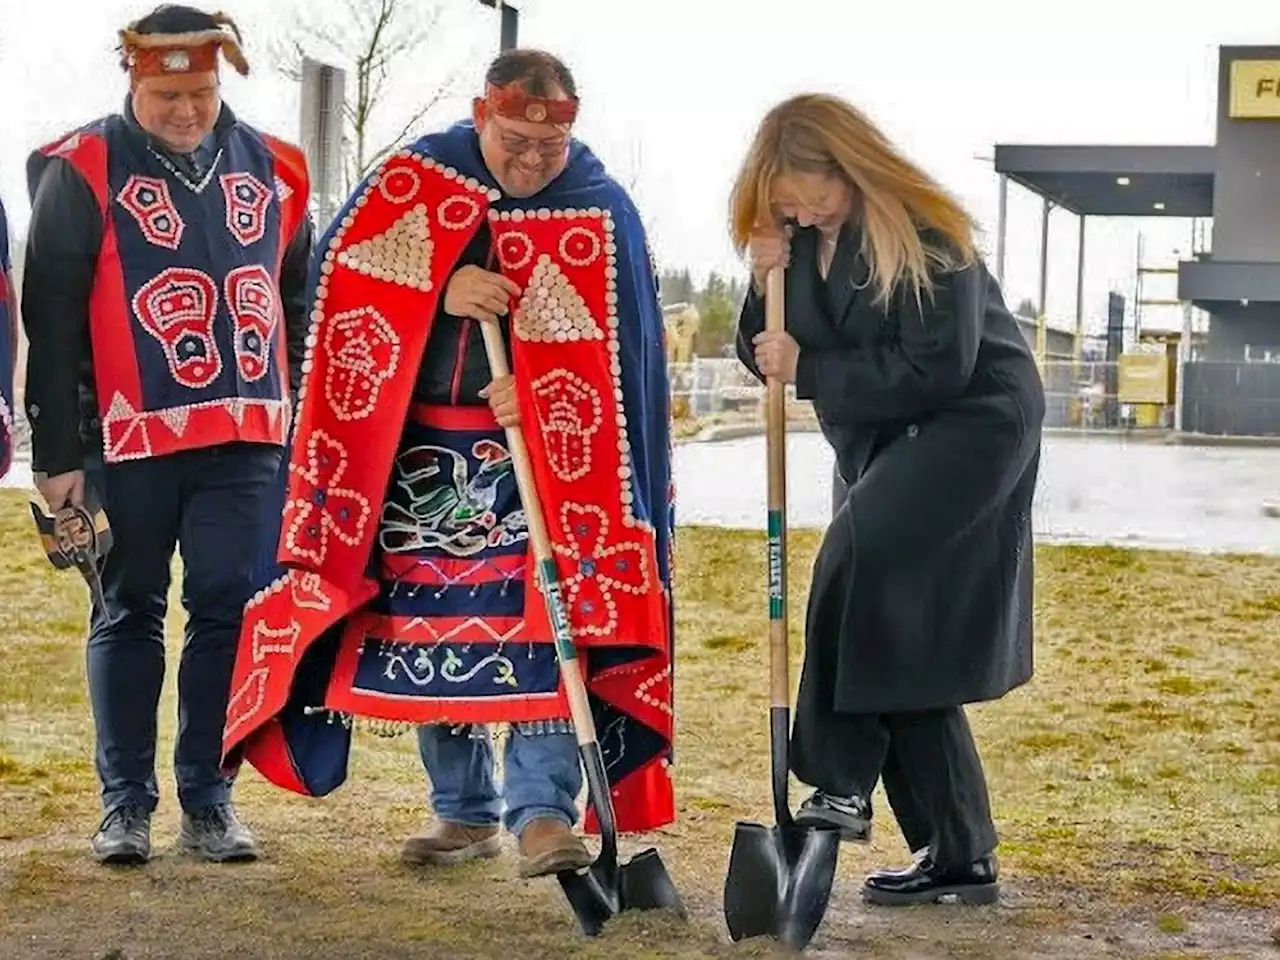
[103,392,151,460]
[514,255,604,343]
[158,406,190,437]
[105,392,137,423]
[336,204,433,291]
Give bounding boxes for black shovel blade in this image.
[558,847,686,937]
[723,819,841,950]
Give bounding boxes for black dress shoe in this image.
[793,790,872,842]
[862,853,999,906]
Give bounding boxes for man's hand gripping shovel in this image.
[478,319,686,937]
[722,264,841,951]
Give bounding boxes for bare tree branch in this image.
[276,0,479,200]
[365,81,457,171]
[269,18,349,81]
[621,140,644,195]
[269,38,304,83]
[616,139,662,250]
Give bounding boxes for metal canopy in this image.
[993,144,1216,217]
[1178,259,1280,303]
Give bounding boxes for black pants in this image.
[84,441,283,815]
[791,705,998,869]
[816,461,997,867]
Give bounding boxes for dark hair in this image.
[484,49,576,98]
[129,3,220,34]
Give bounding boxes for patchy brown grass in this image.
[0,489,1277,959]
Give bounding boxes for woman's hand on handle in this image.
[747,222,791,294]
[753,330,800,384]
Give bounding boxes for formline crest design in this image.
[221,172,273,247]
[225,264,278,382]
[117,174,185,250]
[222,142,674,836]
[132,266,222,389]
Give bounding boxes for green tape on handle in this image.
[540,557,578,662]
[767,508,784,620]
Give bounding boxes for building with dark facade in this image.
[993,45,1280,436]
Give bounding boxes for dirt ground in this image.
[1,492,1277,959]
[2,812,1276,959]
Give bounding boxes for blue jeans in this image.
[84,441,283,815]
[417,722,582,836]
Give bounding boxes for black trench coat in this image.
[736,226,1045,715]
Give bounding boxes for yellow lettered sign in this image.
[1229,60,1280,119]
[1118,353,1172,404]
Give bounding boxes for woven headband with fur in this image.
[118,11,248,77]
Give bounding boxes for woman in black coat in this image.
[729,93,1045,907]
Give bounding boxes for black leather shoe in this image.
[862,853,999,906]
[91,802,151,865]
[793,790,872,842]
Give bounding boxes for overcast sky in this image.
[0,0,1269,334]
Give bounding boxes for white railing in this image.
[668,357,786,416]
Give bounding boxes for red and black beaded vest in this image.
[33,112,309,463]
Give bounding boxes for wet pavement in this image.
[676,432,1280,555]
[7,433,1280,555]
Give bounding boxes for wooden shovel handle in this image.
[478,319,597,748]
[764,265,789,709]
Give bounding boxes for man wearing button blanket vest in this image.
[21,3,313,866]
[220,48,677,880]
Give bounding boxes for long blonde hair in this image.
[729,93,978,308]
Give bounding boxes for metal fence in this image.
[668,357,775,418]
[1011,357,1280,437]
[667,355,1280,438]
[1041,360,1122,430]
[666,356,1280,437]
[670,356,1176,433]
[1037,359,1176,431]
[9,356,1280,455]
[1182,359,1280,437]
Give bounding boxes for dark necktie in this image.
[179,149,205,183]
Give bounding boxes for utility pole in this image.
[478,0,519,50]
[299,58,346,233]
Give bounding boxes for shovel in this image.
[722,264,841,951]
[478,319,685,937]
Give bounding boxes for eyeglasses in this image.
[492,122,568,158]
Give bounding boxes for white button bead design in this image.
[513,255,604,343]
[335,204,434,291]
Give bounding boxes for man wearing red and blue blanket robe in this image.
[221,48,677,879]
[0,195,14,480]
[21,5,312,865]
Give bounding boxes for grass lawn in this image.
[0,487,1276,959]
